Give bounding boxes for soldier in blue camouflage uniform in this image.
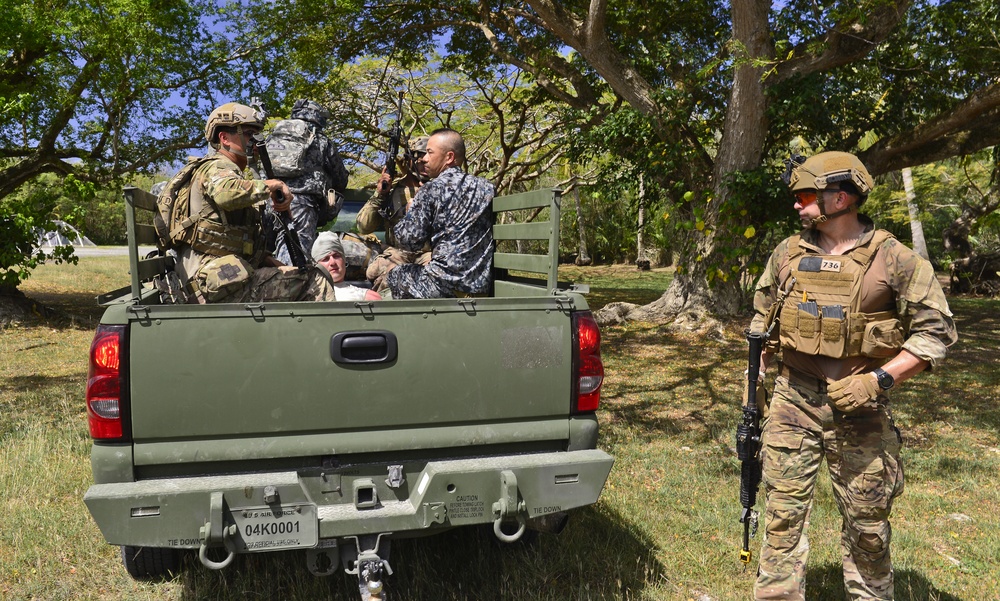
[384,128,495,299]
[748,152,957,600]
[170,102,336,304]
[267,99,349,265]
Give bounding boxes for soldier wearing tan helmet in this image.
[357,135,433,292]
[746,151,957,600]
[163,102,337,304]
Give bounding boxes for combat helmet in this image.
[408,136,429,156]
[786,151,874,225]
[403,135,430,180]
[291,99,330,129]
[788,151,873,198]
[205,102,266,148]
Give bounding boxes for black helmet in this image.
[291,99,330,128]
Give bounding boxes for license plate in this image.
[230,504,317,552]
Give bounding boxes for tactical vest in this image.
[160,156,263,264]
[777,230,905,359]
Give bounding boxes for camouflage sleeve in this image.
[356,192,385,236]
[202,161,270,211]
[324,139,349,192]
[749,240,788,336]
[883,239,958,367]
[392,183,436,252]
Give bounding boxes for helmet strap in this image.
[808,189,852,227]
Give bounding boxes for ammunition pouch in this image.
[777,230,903,359]
[195,254,254,303]
[182,219,259,259]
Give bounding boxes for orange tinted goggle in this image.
[793,190,818,206]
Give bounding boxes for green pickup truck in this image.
[83,186,614,598]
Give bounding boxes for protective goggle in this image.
[792,190,818,206]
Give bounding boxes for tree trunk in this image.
[595,0,773,326]
[902,167,930,261]
[572,186,592,266]
[636,173,649,270]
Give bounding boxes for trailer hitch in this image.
[343,533,393,601]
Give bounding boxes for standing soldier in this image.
[748,151,957,600]
[164,102,336,304]
[358,136,432,292]
[384,128,495,299]
[266,99,349,265]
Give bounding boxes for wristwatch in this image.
[873,367,894,390]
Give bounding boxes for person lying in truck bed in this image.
[311,232,381,302]
[383,128,495,299]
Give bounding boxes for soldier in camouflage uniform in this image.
[359,136,433,291]
[748,152,957,600]
[384,128,495,299]
[171,102,336,304]
[267,99,349,265]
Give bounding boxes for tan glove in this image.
[827,373,880,413]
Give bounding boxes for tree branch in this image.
[768,0,912,84]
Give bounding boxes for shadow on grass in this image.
[805,562,964,601]
[177,505,664,601]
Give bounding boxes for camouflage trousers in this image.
[189,253,335,304]
[755,371,904,601]
[236,265,336,303]
[366,247,431,293]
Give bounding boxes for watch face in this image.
[876,369,894,389]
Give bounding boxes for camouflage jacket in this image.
[392,167,495,294]
[751,216,958,379]
[175,155,271,284]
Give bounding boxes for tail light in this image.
[572,311,604,412]
[86,324,126,440]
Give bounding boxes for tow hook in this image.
[197,491,237,570]
[492,470,527,543]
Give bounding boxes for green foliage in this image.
[0,0,271,289]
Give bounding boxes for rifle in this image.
[736,277,795,565]
[737,329,765,565]
[253,134,310,270]
[377,91,405,219]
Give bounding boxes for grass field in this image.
[2,258,998,600]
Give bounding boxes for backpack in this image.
[153,155,217,250]
[265,119,316,178]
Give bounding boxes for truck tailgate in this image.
[126,297,579,465]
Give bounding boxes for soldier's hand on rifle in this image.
[375,169,393,200]
[264,179,292,212]
[827,372,880,413]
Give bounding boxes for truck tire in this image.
[120,545,183,581]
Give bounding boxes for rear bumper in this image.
[84,449,614,549]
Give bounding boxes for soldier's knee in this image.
[857,531,887,557]
[764,505,807,552]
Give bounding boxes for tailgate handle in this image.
[331,331,397,364]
